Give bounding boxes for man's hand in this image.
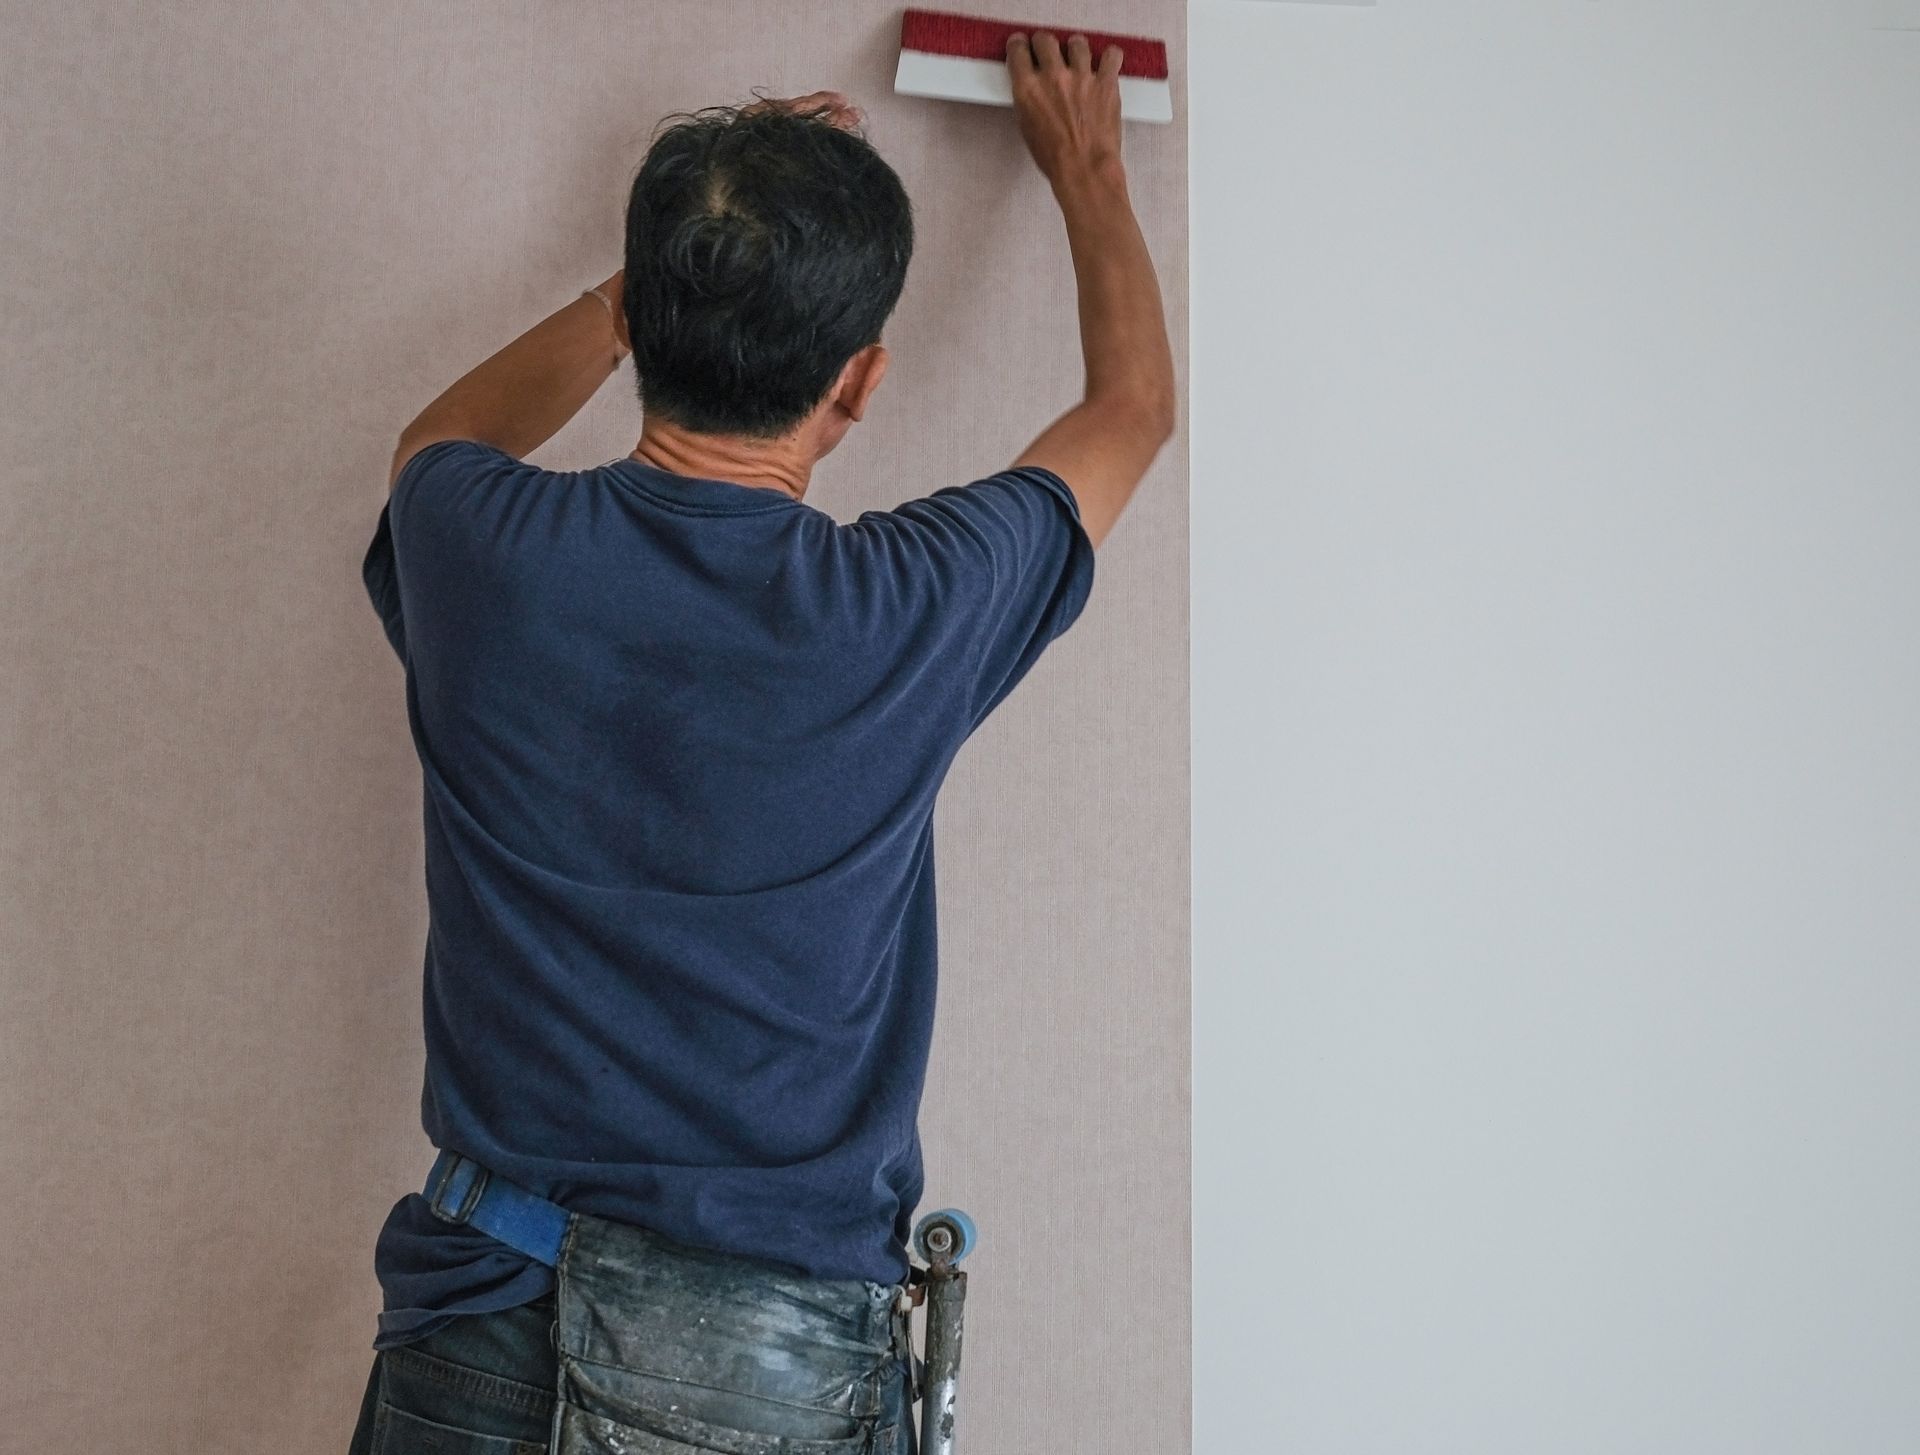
[742,91,864,132]
[1005,32,1124,189]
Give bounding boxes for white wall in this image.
[1191,3,1920,1450]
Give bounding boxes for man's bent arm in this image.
[1006,33,1176,551]
[1013,159,1175,549]
[389,268,629,491]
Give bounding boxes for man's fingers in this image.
[1030,29,1063,68]
[1005,31,1034,79]
[1066,33,1092,72]
[799,91,852,126]
[745,90,861,130]
[1097,44,1123,82]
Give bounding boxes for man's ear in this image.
[835,343,889,423]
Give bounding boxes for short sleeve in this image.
[360,439,516,666]
[875,465,1097,731]
[361,497,406,663]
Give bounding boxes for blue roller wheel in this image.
[912,1207,978,1266]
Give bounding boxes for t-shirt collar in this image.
[607,455,805,515]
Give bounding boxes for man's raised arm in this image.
[1005,30,1176,551]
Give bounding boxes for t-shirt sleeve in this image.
[360,438,517,666]
[871,465,1097,731]
[361,495,407,663]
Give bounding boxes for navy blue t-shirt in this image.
[360,440,1094,1350]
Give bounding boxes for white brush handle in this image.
[894,51,1173,124]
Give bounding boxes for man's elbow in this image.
[1144,390,1178,446]
[1119,389,1179,453]
[1088,384,1177,450]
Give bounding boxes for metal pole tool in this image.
[907,1206,977,1455]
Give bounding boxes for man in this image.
[348,32,1172,1455]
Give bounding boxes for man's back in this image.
[362,437,1094,1349]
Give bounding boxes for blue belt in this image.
[421,1148,571,1267]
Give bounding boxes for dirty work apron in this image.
[421,1150,920,1455]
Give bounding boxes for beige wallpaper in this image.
[1,1,1188,1448]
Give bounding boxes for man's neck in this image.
[632,417,813,502]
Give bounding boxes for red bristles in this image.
[899,8,1169,82]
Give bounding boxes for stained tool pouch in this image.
[549,1207,912,1454]
[422,1147,914,1453]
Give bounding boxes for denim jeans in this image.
[347,1205,919,1454]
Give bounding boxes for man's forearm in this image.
[400,269,629,460]
[1052,163,1174,423]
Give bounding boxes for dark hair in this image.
[621,101,914,439]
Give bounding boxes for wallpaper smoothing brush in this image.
[894,8,1173,124]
